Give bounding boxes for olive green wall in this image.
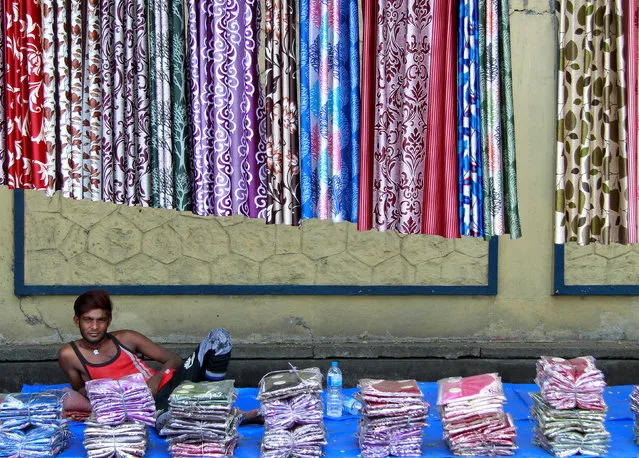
[1,0,639,348]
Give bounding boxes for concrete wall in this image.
[2,0,639,354]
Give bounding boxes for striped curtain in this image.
[187,0,267,217]
[356,0,377,231]
[422,0,460,238]
[265,0,301,225]
[554,0,628,244]
[5,0,49,189]
[299,0,360,222]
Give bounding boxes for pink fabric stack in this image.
[356,379,429,458]
[532,356,609,456]
[535,356,606,411]
[437,373,517,456]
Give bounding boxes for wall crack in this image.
[18,299,63,342]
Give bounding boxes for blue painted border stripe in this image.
[554,243,639,295]
[14,189,499,296]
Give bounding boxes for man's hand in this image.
[146,372,164,396]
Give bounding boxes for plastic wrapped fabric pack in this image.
[168,436,238,458]
[357,379,429,458]
[535,356,606,411]
[85,373,156,427]
[257,367,323,402]
[161,380,240,458]
[357,419,423,458]
[0,391,66,430]
[83,421,148,458]
[168,380,236,404]
[260,424,327,458]
[437,373,517,456]
[531,356,610,457]
[261,393,324,430]
[258,367,326,458]
[0,424,71,457]
[631,386,639,443]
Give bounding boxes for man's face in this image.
[74,308,111,344]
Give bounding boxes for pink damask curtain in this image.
[370,0,433,234]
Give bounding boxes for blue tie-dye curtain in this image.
[299,0,360,222]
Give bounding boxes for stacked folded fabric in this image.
[85,373,156,426]
[357,379,429,458]
[0,425,71,457]
[0,391,67,429]
[437,373,517,456]
[84,421,148,457]
[531,356,609,457]
[0,391,70,457]
[160,380,241,458]
[536,356,606,411]
[258,367,326,458]
[631,386,639,443]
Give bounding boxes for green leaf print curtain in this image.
[554,0,629,245]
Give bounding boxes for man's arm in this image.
[58,344,88,396]
[117,330,183,395]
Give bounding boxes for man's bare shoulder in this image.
[58,343,81,369]
[58,342,74,360]
[111,329,150,347]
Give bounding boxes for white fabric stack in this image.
[357,379,429,458]
[437,373,517,456]
[257,367,326,458]
[531,356,609,457]
[84,421,148,457]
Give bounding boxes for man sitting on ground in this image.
[58,289,258,428]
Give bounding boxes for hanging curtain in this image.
[478,0,521,239]
[149,0,192,210]
[554,0,628,244]
[0,0,5,185]
[41,0,103,200]
[627,0,637,243]
[187,0,267,217]
[299,0,360,222]
[422,0,459,238]
[356,0,376,231]
[458,0,483,237]
[169,0,191,211]
[101,0,152,206]
[370,0,433,233]
[5,0,49,189]
[265,0,301,225]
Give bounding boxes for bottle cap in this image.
[331,361,338,367]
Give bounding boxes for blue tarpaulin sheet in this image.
[19,382,639,457]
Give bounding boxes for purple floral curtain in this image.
[186,0,267,217]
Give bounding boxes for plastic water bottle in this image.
[343,395,363,415]
[326,361,343,418]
